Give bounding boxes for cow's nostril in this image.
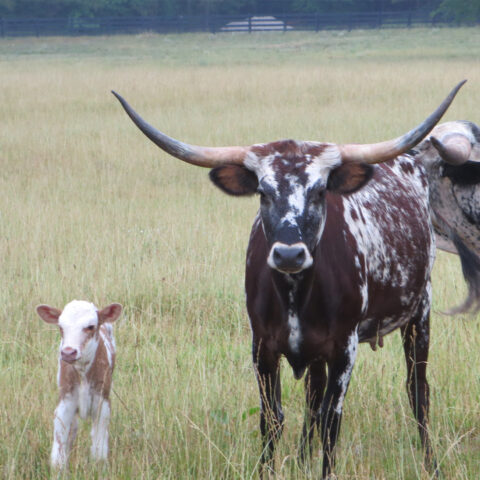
[296,249,305,261]
[271,244,308,272]
[61,348,77,358]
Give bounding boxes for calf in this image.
[37,300,122,469]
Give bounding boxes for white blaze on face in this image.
[244,150,279,195]
[247,143,342,274]
[59,300,99,364]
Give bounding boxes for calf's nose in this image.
[61,347,78,363]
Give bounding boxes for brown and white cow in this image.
[37,300,122,469]
[411,120,480,313]
[113,82,464,478]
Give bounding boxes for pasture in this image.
[1,28,480,479]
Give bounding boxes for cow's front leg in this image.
[90,396,111,462]
[51,394,78,469]
[299,359,326,464]
[253,341,283,476]
[320,329,358,479]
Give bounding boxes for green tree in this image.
[435,0,480,22]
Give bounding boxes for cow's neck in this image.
[271,267,316,378]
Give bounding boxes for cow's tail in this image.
[446,232,480,314]
[433,210,480,314]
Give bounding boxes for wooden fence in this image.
[0,10,475,38]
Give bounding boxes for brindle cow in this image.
[412,120,480,313]
[113,82,464,478]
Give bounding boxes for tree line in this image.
[0,0,478,23]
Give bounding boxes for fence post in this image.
[248,15,252,33]
[0,18,4,37]
[315,12,320,32]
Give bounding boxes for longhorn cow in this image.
[113,82,464,478]
[411,120,480,313]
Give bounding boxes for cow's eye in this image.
[85,325,95,332]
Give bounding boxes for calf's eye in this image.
[86,325,95,332]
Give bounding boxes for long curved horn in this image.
[430,133,472,166]
[112,91,249,168]
[339,80,466,164]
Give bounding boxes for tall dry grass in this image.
[1,29,479,479]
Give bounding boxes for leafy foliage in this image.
[0,0,452,18]
[435,0,480,23]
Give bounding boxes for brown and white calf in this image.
[37,300,122,469]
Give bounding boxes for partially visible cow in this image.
[411,120,480,313]
[113,82,464,478]
[37,300,122,469]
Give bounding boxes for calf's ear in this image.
[209,165,258,196]
[327,162,374,194]
[36,305,62,324]
[98,303,123,324]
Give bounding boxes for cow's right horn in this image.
[112,91,249,168]
[430,133,472,166]
[339,80,467,164]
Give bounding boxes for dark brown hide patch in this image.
[400,161,415,175]
[87,338,114,399]
[327,162,374,195]
[251,140,298,158]
[209,165,258,196]
[59,362,79,398]
[251,141,328,164]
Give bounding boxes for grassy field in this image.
[1,28,480,479]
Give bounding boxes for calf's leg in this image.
[90,396,111,462]
[51,395,77,468]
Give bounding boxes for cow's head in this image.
[411,120,480,313]
[113,81,464,274]
[37,301,122,364]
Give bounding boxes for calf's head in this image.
[113,81,464,274]
[37,301,122,364]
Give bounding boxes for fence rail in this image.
[0,11,476,38]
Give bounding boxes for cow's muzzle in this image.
[61,347,79,364]
[267,242,313,274]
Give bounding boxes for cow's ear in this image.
[209,165,258,196]
[98,303,122,324]
[327,162,374,194]
[97,303,122,324]
[36,305,62,324]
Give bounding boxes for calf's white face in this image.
[37,300,122,365]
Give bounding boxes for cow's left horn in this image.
[430,134,472,166]
[339,80,466,164]
[112,91,249,167]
